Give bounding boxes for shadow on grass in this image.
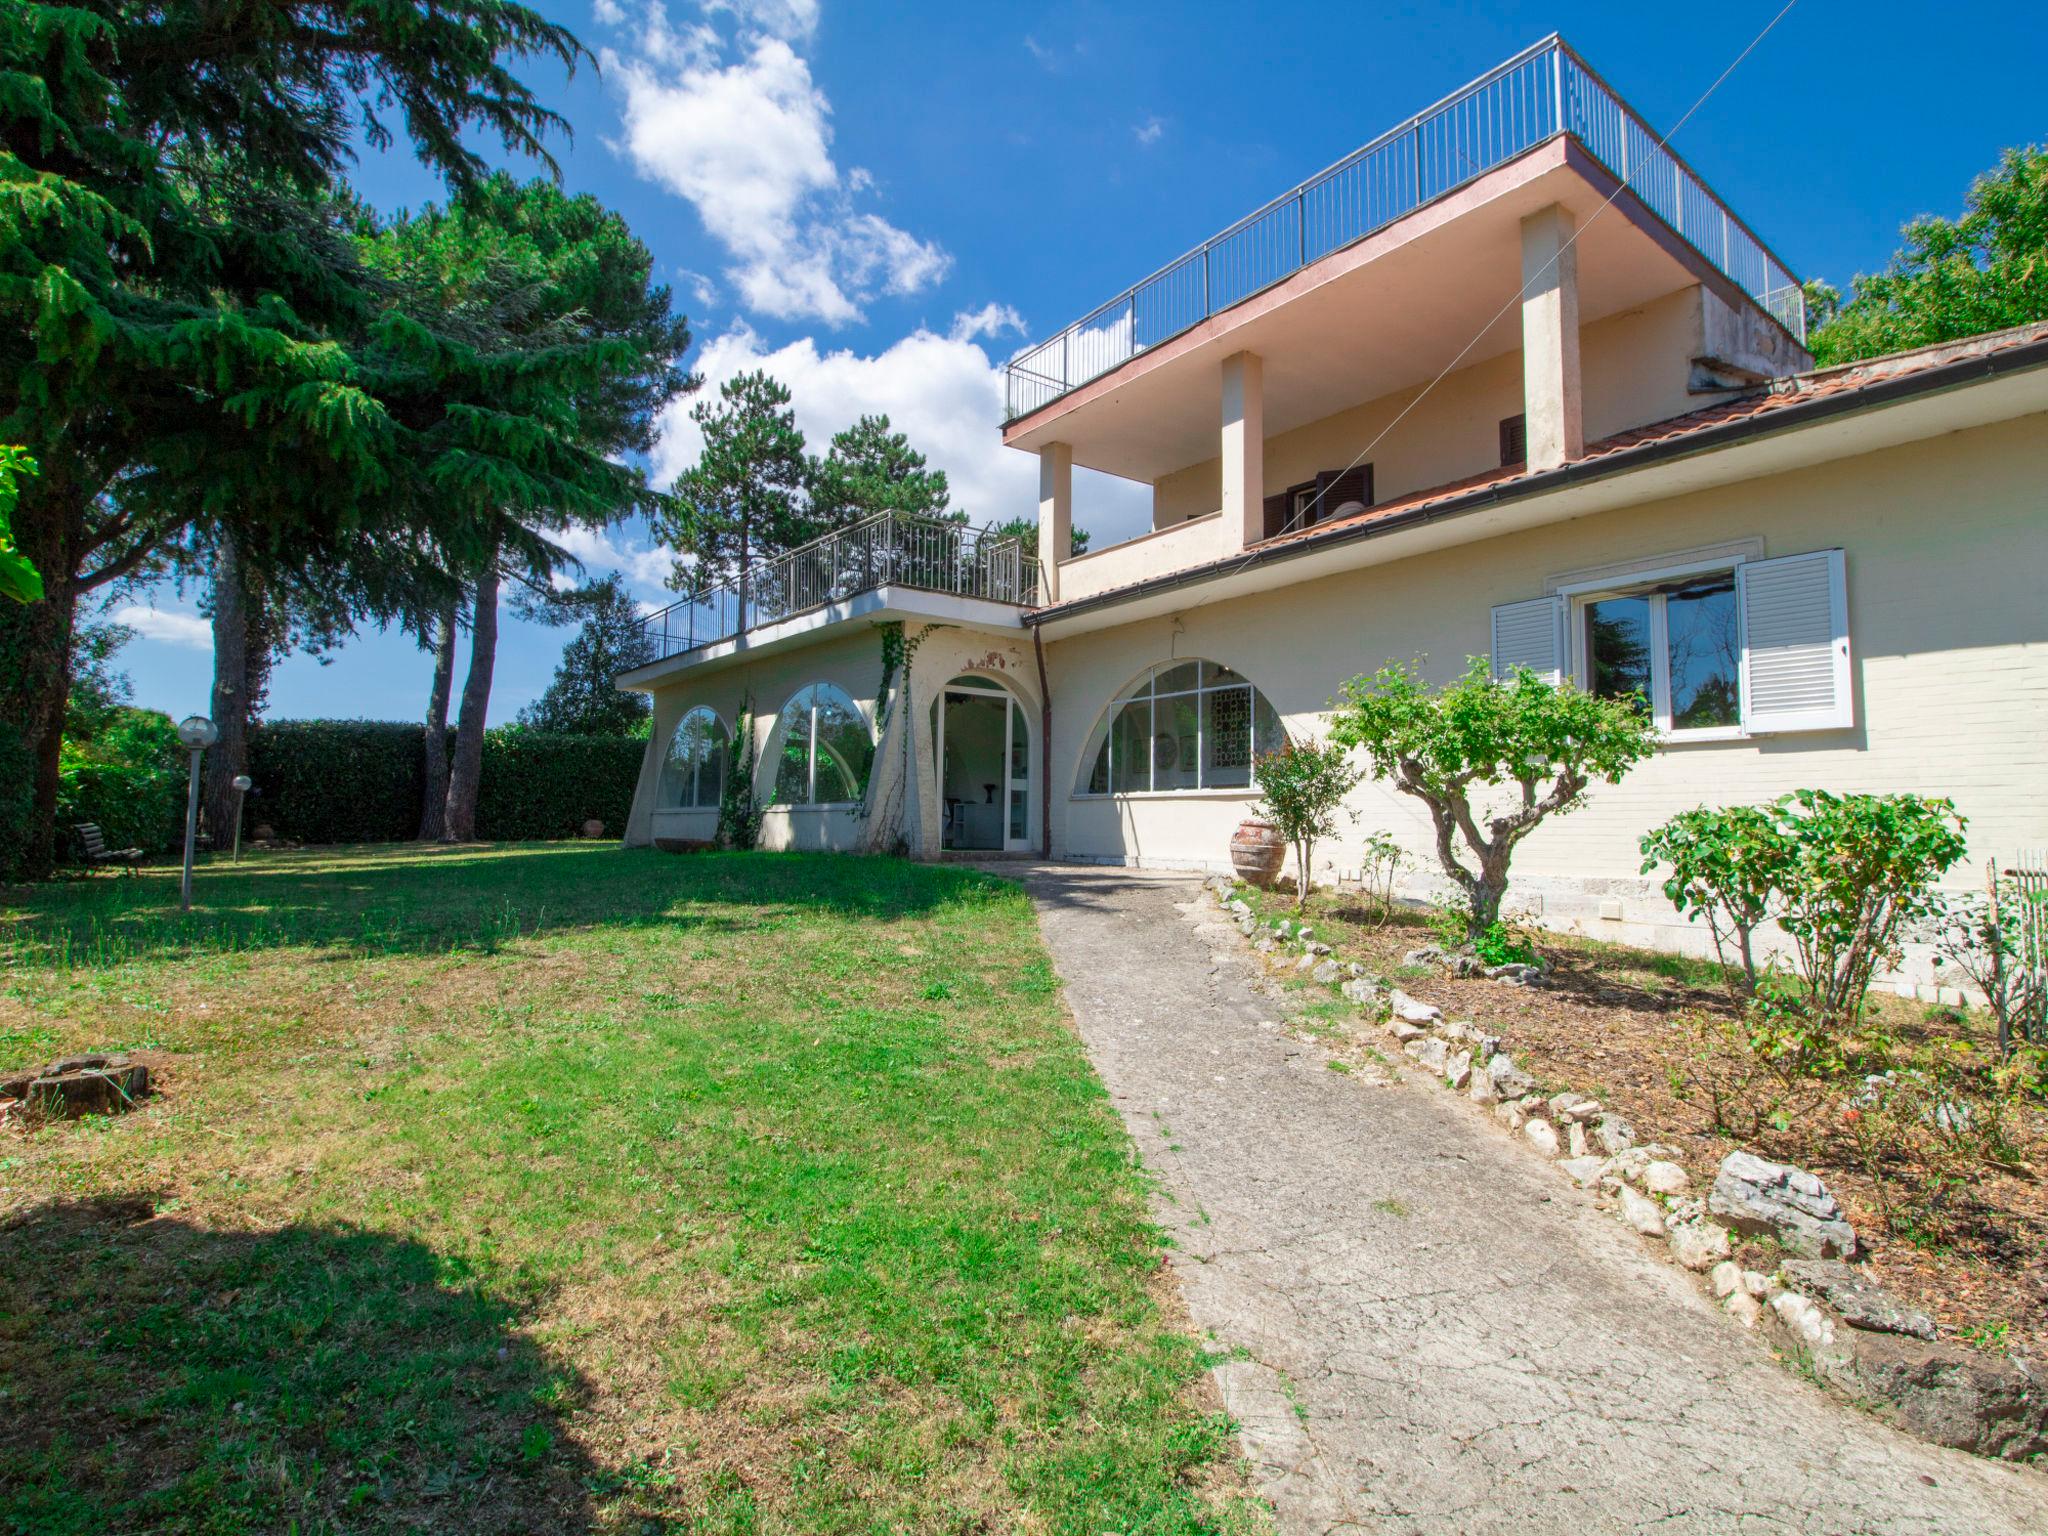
[0,1197,604,1536]
[1,844,1023,970]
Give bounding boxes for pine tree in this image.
[807,414,952,526]
[518,575,655,736]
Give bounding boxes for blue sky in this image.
[111,0,2048,726]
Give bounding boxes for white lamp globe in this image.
[232,774,253,792]
[177,715,219,750]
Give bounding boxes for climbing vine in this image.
[855,621,946,844]
[716,694,765,850]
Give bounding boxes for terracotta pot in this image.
[1230,820,1286,888]
[581,818,606,839]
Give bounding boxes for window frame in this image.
[1558,555,1747,743]
[1072,660,1285,800]
[659,705,730,810]
[765,682,873,809]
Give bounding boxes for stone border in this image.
[1203,877,2047,1464]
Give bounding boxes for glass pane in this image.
[812,689,873,802]
[1154,694,1200,791]
[1201,686,1253,788]
[1666,577,1741,729]
[1153,662,1200,696]
[1110,700,1151,793]
[1084,735,1109,795]
[1253,692,1285,758]
[773,693,813,803]
[1202,660,1245,686]
[1586,596,1653,710]
[1009,701,1028,778]
[691,716,727,809]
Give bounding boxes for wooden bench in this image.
[74,823,143,871]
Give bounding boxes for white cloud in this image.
[654,323,1152,545]
[948,302,1026,344]
[702,0,817,42]
[114,603,212,650]
[1134,115,1165,147]
[602,9,947,325]
[551,525,683,593]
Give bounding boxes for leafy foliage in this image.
[1926,873,2048,1055]
[1330,657,1659,942]
[986,514,1092,557]
[659,372,810,600]
[807,413,951,526]
[716,698,765,851]
[1252,738,1361,910]
[1806,144,2048,364]
[1643,792,1968,1033]
[56,708,184,861]
[517,574,656,736]
[0,446,39,602]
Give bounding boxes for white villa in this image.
[618,36,2047,968]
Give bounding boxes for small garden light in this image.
[176,715,218,909]
[231,774,253,864]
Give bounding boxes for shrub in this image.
[0,720,32,881]
[54,707,185,862]
[1925,872,2048,1056]
[1330,656,1659,944]
[716,700,764,851]
[475,729,642,840]
[1353,829,1408,927]
[1639,803,1784,997]
[1253,737,1362,910]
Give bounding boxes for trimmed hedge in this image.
[237,721,646,845]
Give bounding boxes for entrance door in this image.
[936,678,1032,852]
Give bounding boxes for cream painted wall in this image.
[627,621,1044,856]
[1148,285,1711,529]
[1048,413,2048,980]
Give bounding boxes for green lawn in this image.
[0,845,1261,1534]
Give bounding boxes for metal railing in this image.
[1004,35,1805,421]
[636,510,1043,663]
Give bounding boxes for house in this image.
[619,36,2047,981]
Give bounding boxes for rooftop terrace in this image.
[1003,36,1804,424]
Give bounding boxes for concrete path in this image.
[1013,864,2047,1536]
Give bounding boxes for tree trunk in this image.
[1467,862,1508,942]
[444,558,498,842]
[0,474,83,880]
[203,531,252,849]
[417,598,457,841]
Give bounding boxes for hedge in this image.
[240,721,646,845]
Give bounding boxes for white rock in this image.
[1724,1291,1764,1328]
[1444,1050,1473,1091]
[1708,1261,1745,1299]
[1742,1270,1772,1299]
[1408,1037,1449,1072]
[1567,1122,1588,1159]
[1389,1021,1425,1042]
[1642,1161,1692,1196]
[1558,1155,1608,1187]
[1769,1291,1835,1349]
[1548,1092,1602,1125]
[1468,1070,1500,1105]
[1709,1150,1857,1261]
[1618,1185,1667,1237]
[1486,1054,1535,1099]
[1666,1220,1731,1273]
[1595,1115,1636,1156]
[1495,1099,1529,1130]
[1389,990,1442,1025]
[1524,1119,1561,1157]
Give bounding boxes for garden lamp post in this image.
[231,774,253,864]
[176,714,218,910]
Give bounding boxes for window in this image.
[1499,414,1527,467]
[769,683,873,804]
[659,707,728,809]
[1077,660,1285,795]
[1261,465,1373,539]
[1491,549,1852,739]
[1581,574,1741,735]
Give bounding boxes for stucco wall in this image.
[626,622,1041,856]
[1149,285,1711,529]
[1048,413,2048,985]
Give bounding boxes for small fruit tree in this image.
[1330,657,1660,945]
[1252,737,1362,911]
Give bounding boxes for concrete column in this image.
[1036,442,1072,603]
[1519,204,1583,470]
[1219,350,1264,555]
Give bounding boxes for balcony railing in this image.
[635,511,1043,664]
[1003,35,1805,422]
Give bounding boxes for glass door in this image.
[1005,699,1030,851]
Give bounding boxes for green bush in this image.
[0,720,32,881]
[54,707,185,862]
[245,720,645,844]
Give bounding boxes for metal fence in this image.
[1004,35,1805,421]
[636,511,1043,663]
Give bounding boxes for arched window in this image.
[770,683,873,805]
[1075,660,1284,795]
[659,707,728,809]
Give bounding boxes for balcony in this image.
[1003,35,1804,425]
[634,511,1043,665]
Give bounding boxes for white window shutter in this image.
[1491,596,1567,685]
[1739,549,1852,732]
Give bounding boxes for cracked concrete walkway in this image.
[1014,864,2046,1535]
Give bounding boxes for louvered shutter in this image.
[1490,595,1567,685]
[1262,491,1288,540]
[1739,549,1851,732]
[1321,464,1373,515]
